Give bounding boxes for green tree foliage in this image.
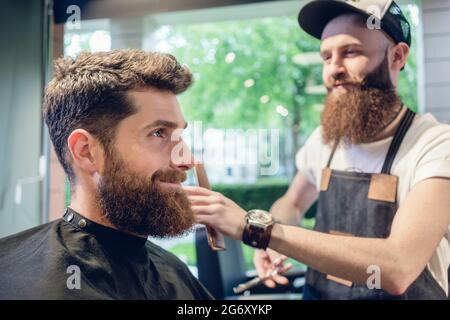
[161,16,324,175]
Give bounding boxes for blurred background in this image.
[1,0,449,299]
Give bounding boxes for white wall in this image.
[0,0,46,237]
[422,0,450,123]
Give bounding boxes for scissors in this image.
[233,259,286,294]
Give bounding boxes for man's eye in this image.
[151,128,165,138]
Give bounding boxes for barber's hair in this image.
[43,50,193,184]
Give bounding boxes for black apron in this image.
[303,108,447,300]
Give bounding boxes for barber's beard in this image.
[96,149,195,238]
[321,54,402,145]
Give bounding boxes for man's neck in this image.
[371,104,406,142]
[69,183,116,229]
[68,186,148,239]
[69,192,115,230]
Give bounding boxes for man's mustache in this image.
[151,169,187,184]
[326,79,363,92]
[326,78,393,92]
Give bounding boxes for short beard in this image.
[97,148,195,238]
[321,53,402,146]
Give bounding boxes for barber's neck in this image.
[371,104,406,142]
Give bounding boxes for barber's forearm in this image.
[269,195,303,226]
[269,224,409,295]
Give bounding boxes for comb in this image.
[194,163,226,251]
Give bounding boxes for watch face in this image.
[248,209,273,225]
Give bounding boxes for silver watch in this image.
[243,209,275,249]
[246,209,274,229]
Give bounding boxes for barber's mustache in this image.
[151,169,187,184]
[326,80,394,93]
[326,79,363,92]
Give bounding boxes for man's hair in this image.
[43,49,193,184]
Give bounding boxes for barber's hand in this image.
[183,186,247,241]
[254,248,293,288]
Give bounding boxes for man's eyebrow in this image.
[143,120,188,130]
[320,48,330,56]
[320,42,363,55]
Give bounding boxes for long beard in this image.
[96,150,195,238]
[321,54,402,146]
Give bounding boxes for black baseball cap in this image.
[298,0,412,47]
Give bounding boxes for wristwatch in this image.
[242,209,274,250]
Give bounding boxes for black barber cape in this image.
[0,208,213,300]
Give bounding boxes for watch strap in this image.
[242,221,274,250]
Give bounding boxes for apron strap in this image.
[381,108,416,174]
[326,139,339,168]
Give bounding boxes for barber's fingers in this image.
[253,250,272,286]
[187,195,212,206]
[262,261,278,288]
[269,250,288,264]
[187,195,226,206]
[262,260,278,288]
[263,264,292,287]
[272,255,288,267]
[263,279,277,288]
[193,210,212,226]
[191,204,222,215]
[271,262,293,285]
[254,251,268,272]
[183,186,216,196]
[255,250,293,287]
[254,250,279,288]
[262,269,289,287]
[272,255,292,280]
[278,262,293,274]
[271,275,289,285]
[191,205,226,227]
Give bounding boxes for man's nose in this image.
[329,57,347,81]
[170,140,194,171]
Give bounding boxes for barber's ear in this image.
[67,129,104,175]
[390,42,410,71]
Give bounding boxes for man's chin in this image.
[117,219,195,239]
[150,223,196,239]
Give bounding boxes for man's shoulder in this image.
[306,126,323,143]
[144,240,190,270]
[144,240,205,288]
[0,220,68,299]
[407,113,450,151]
[145,240,214,299]
[297,126,325,155]
[0,220,59,254]
[0,220,65,270]
[412,113,450,138]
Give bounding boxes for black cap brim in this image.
[298,0,371,40]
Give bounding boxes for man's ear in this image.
[67,129,104,175]
[390,42,410,71]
